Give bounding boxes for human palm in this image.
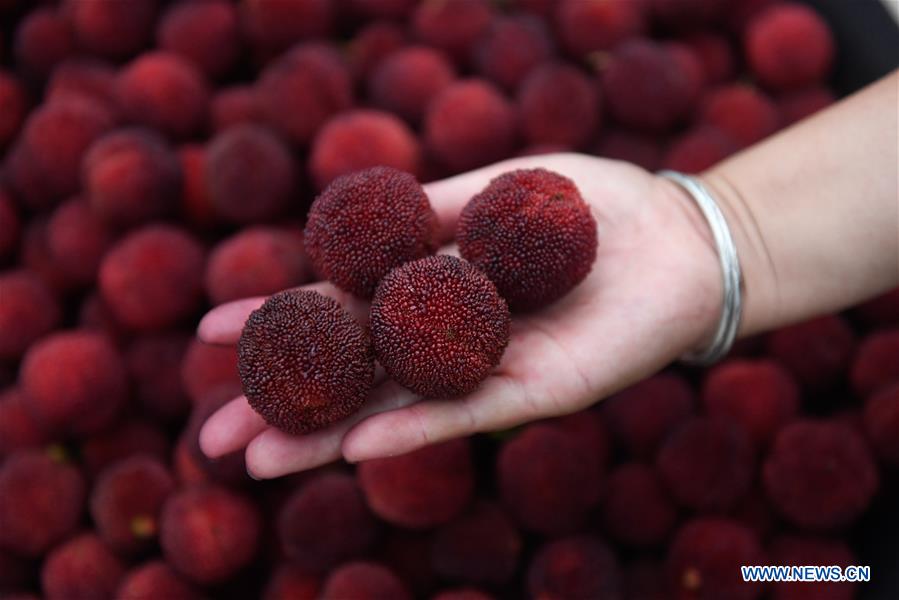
[199,153,721,478]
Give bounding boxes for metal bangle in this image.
[659,170,743,366]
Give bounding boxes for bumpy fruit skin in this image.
[263,563,321,600]
[517,64,600,149]
[306,166,437,299]
[99,225,206,331]
[662,127,737,173]
[555,0,646,56]
[764,421,879,530]
[0,450,86,557]
[241,0,334,59]
[850,330,899,399]
[256,44,352,146]
[769,536,856,600]
[46,198,112,287]
[474,15,553,91]
[431,501,521,586]
[702,359,800,446]
[0,388,49,457]
[424,80,519,172]
[745,3,834,91]
[358,438,475,528]
[766,315,856,391]
[698,85,780,147]
[593,129,662,172]
[369,46,456,124]
[657,416,756,512]
[238,290,374,434]
[115,51,210,140]
[863,384,899,466]
[66,0,156,60]
[0,270,61,361]
[156,0,240,80]
[666,517,765,600]
[411,0,494,63]
[457,168,597,312]
[83,128,181,226]
[90,456,176,555]
[160,485,261,584]
[602,463,677,548]
[527,536,622,600]
[181,338,241,406]
[371,255,509,396]
[42,533,125,600]
[498,424,604,535]
[278,472,378,572]
[602,40,700,132]
[21,330,126,435]
[116,561,201,600]
[309,110,422,190]
[205,124,297,223]
[205,227,310,305]
[322,562,412,600]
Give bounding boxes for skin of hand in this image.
[197,153,724,479]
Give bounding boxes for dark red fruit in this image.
[662,127,737,173]
[517,63,600,149]
[115,51,210,139]
[206,226,310,305]
[41,533,125,600]
[90,456,176,555]
[369,46,455,124]
[13,7,74,79]
[241,0,334,59]
[745,3,834,90]
[853,287,899,328]
[181,338,241,406]
[0,388,49,457]
[0,189,20,260]
[602,39,701,132]
[863,383,899,466]
[623,560,668,600]
[160,485,261,584]
[769,535,856,600]
[0,71,27,149]
[474,15,553,90]
[698,85,780,147]
[83,128,181,226]
[350,0,418,19]
[358,438,475,529]
[21,330,126,435]
[777,87,835,124]
[309,110,422,190]
[657,416,756,512]
[593,129,663,171]
[347,21,407,80]
[431,501,521,586]
[211,86,262,132]
[178,144,217,228]
[527,536,622,600]
[180,390,250,487]
[702,359,800,446]
[116,561,201,600]
[45,59,119,116]
[156,0,240,80]
[263,563,320,600]
[205,124,297,223]
[371,255,509,397]
[763,420,879,530]
[278,472,378,572]
[498,424,604,535]
[602,463,677,548]
[424,79,518,171]
[457,168,597,312]
[239,290,374,434]
[766,315,856,392]
[81,420,170,479]
[99,225,205,331]
[126,332,191,421]
[0,450,85,557]
[321,562,411,600]
[683,33,736,84]
[650,0,728,29]
[306,166,437,299]
[0,270,61,361]
[66,0,156,59]
[256,44,352,146]
[411,0,494,63]
[850,330,899,398]
[556,0,646,56]
[45,198,113,287]
[666,517,765,600]
[432,589,494,600]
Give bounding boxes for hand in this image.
[197,153,723,478]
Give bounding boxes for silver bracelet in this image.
[659,170,743,365]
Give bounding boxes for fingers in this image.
[198,395,267,458]
[197,281,370,345]
[341,375,548,462]
[243,381,419,478]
